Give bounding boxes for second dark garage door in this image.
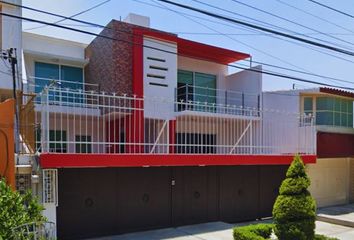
[57,165,287,239]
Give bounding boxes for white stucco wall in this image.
[225,65,262,109]
[0,1,22,90]
[143,37,177,120]
[22,32,87,90]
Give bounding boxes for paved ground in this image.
[317,204,354,228]
[89,221,354,240]
[89,204,354,240]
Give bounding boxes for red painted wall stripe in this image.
[40,154,316,168]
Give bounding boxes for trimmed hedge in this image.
[273,155,316,240]
[233,223,273,240]
[314,234,339,240]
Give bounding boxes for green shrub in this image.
[233,223,273,240]
[0,179,46,239]
[314,234,339,240]
[272,155,316,240]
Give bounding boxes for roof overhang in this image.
[319,87,354,99]
[134,28,250,64]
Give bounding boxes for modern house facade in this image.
[32,15,315,239]
[0,3,320,239]
[264,87,354,207]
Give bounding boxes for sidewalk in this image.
[317,204,354,228]
[89,220,354,240]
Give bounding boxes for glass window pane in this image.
[194,72,216,105]
[316,111,333,126]
[341,100,348,114]
[303,97,313,112]
[177,70,193,85]
[334,98,341,112]
[35,62,59,101]
[316,97,334,111]
[341,113,348,127]
[60,65,83,88]
[334,112,341,126]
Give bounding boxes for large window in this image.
[303,96,353,128]
[177,70,216,111]
[35,62,83,102]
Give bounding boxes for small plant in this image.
[0,178,46,239]
[272,155,316,240]
[314,234,339,240]
[233,223,273,240]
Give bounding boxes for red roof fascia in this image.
[40,154,316,168]
[320,87,354,99]
[134,28,250,64]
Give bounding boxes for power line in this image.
[192,0,354,52]
[155,0,354,56]
[10,0,354,80]
[3,11,354,92]
[275,0,354,34]
[228,0,354,49]
[24,0,111,31]
[7,0,353,87]
[151,0,351,86]
[134,0,354,67]
[306,0,354,19]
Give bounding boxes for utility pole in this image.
[2,48,20,161]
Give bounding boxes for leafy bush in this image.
[233,223,273,240]
[272,155,316,240]
[314,235,339,240]
[0,179,46,239]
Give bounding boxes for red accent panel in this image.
[133,28,250,65]
[40,154,316,168]
[317,132,354,158]
[169,120,176,154]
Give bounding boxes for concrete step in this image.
[317,204,354,228]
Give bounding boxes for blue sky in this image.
[22,0,354,91]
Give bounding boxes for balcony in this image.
[175,85,260,117]
[33,87,316,157]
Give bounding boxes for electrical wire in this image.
[228,0,354,49]
[155,0,354,56]
[306,0,354,19]
[149,0,354,86]
[24,0,111,31]
[135,0,354,66]
[275,0,354,35]
[9,0,354,84]
[2,11,354,92]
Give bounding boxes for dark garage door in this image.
[219,166,259,222]
[57,165,287,239]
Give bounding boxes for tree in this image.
[0,178,46,239]
[272,155,316,240]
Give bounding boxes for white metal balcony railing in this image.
[33,87,316,156]
[25,76,99,103]
[176,84,260,116]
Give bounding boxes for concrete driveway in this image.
[88,221,354,240]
